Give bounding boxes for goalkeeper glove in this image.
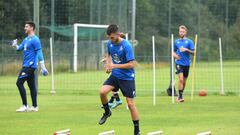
[40,61,48,76]
[12,39,19,49]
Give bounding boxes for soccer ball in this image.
[199,89,207,96]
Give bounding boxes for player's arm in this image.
[180,40,195,55]
[173,41,180,60]
[180,48,194,55]
[12,39,24,51]
[34,39,48,76]
[111,61,135,69]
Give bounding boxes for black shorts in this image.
[176,64,190,78]
[103,75,136,98]
[18,67,35,80]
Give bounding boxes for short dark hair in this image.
[25,21,35,30]
[107,24,119,35]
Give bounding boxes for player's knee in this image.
[179,78,184,84]
[127,102,135,110]
[99,88,107,96]
[16,80,23,87]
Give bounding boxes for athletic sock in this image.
[102,103,110,114]
[113,92,120,101]
[109,96,114,103]
[179,90,183,99]
[133,120,140,134]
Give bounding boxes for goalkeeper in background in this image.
[12,21,48,112]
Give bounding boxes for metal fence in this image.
[0,0,239,96]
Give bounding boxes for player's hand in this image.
[180,47,188,52]
[105,63,113,74]
[41,68,49,76]
[40,61,48,76]
[173,53,180,60]
[11,39,18,46]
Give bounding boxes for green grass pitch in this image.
[0,62,239,135]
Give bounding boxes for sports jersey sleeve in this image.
[107,42,111,55]
[125,42,135,62]
[188,39,195,51]
[33,38,42,51]
[17,42,24,51]
[174,40,178,52]
[37,49,44,61]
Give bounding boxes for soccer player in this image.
[99,24,140,135]
[107,32,126,109]
[12,21,48,112]
[173,25,195,103]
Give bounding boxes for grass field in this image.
[0,61,240,135]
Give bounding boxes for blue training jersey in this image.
[107,39,135,80]
[17,35,42,69]
[174,38,194,66]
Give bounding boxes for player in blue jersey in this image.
[173,25,195,103]
[98,24,140,135]
[12,21,48,112]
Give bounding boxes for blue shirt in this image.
[17,35,42,69]
[107,39,135,80]
[174,38,194,66]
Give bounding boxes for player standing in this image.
[12,21,48,112]
[173,25,195,102]
[98,24,140,135]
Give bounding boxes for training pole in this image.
[219,37,225,95]
[50,37,56,95]
[171,34,175,103]
[152,36,156,106]
[191,34,198,101]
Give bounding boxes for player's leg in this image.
[16,68,29,112]
[99,75,117,125]
[126,98,140,135]
[26,68,38,112]
[119,79,140,135]
[182,66,190,90]
[111,89,123,109]
[176,65,184,102]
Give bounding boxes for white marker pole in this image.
[219,37,224,95]
[171,34,175,103]
[50,37,55,95]
[152,36,156,106]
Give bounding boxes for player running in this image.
[12,21,48,112]
[173,25,195,103]
[98,24,140,135]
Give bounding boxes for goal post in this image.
[73,23,109,72]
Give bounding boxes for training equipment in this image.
[171,34,175,103]
[152,36,156,105]
[199,89,207,96]
[53,129,70,135]
[147,130,163,135]
[73,23,108,72]
[197,131,211,135]
[219,37,225,95]
[191,34,198,101]
[98,130,114,135]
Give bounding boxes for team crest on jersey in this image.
[110,44,113,47]
[21,72,26,76]
[113,53,121,63]
[185,40,188,44]
[119,46,123,51]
